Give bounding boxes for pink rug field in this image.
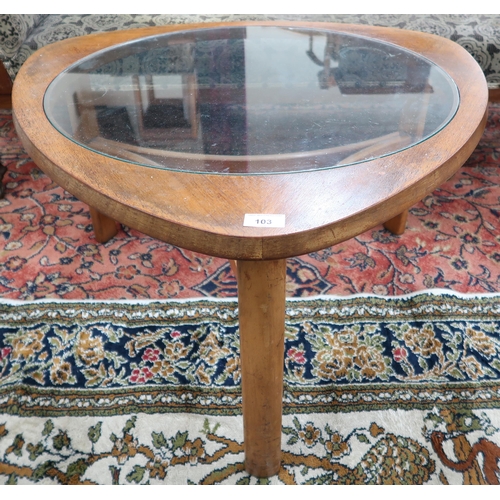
[0,105,499,300]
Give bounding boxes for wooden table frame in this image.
[12,21,488,477]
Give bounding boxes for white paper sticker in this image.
[243,214,286,228]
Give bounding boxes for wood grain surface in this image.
[12,21,488,261]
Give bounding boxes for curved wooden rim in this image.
[12,21,489,260]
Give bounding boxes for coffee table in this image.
[12,21,488,477]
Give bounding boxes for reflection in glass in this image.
[44,26,459,174]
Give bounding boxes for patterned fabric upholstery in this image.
[1,14,500,88]
[0,14,47,61]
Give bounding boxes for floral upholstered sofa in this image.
[1,13,500,92]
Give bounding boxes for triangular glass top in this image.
[44,25,459,174]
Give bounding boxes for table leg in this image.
[89,206,118,243]
[383,209,408,235]
[237,259,286,477]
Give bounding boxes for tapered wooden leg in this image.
[89,206,118,243]
[237,259,286,477]
[383,209,408,235]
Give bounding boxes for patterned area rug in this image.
[0,103,500,484]
[0,106,500,300]
[0,291,499,484]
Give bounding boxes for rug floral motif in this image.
[0,105,499,300]
[0,292,499,484]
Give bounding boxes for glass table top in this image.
[44,25,460,175]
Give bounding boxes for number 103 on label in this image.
[243,214,286,228]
